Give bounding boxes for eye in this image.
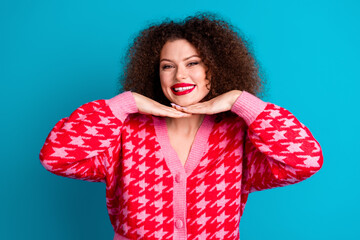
[187,62,199,67]
[162,64,173,70]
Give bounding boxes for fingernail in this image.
[171,103,182,108]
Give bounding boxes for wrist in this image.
[229,90,243,107]
[131,92,142,108]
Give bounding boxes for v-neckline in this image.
[152,115,215,177]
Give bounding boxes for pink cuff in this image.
[230,91,267,126]
[106,91,138,122]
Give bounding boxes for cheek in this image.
[159,73,168,87]
[192,71,208,87]
[159,74,172,96]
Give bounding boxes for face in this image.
[159,39,210,107]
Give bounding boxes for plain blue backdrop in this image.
[1,0,359,239]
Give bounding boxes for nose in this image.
[175,65,187,80]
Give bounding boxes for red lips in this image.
[171,83,196,96]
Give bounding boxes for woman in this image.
[40,13,323,240]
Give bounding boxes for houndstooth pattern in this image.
[40,96,323,239]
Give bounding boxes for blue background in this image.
[1,0,359,239]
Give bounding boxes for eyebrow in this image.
[160,55,200,63]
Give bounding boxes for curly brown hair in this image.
[120,12,265,106]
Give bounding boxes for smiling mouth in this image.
[171,84,196,95]
[173,85,195,92]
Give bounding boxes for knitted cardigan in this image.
[39,91,323,240]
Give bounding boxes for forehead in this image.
[160,39,199,59]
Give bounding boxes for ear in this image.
[206,83,211,90]
[206,70,211,90]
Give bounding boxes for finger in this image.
[154,102,184,114]
[156,106,192,118]
[162,110,192,118]
[183,107,209,114]
[170,103,187,112]
[181,103,210,114]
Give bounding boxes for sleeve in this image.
[231,91,323,193]
[39,91,138,183]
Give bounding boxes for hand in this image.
[132,92,191,118]
[172,90,243,115]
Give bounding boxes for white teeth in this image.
[174,86,195,92]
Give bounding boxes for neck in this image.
[166,114,205,136]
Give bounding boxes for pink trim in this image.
[231,91,267,126]
[152,115,215,176]
[184,116,215,175]
[106,91,138,122]
[152,115,215,240]
[113,232,129,240]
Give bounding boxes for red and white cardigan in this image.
[40,91,323,240]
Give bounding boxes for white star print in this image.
[121,222,130,234]
[281,142,303,153]
[215,180,227,192]
[50,147,75,158]
[135,225,149,237]
[121,206,129,218]
[138,179,149,190]
[122,190,132,202]
[92,105,106,114]
[63,122,77,133]
[294,128,309,139]
[198,230,210,240]
[265,109,282,118]
[124,156,135,169]
[154,212,167,224]
[154,228,167,238]
[137,195,150,205]
[99,139,112,147]
[279,118,296,128]
[136,210,150,221]
[196,182,208,194]
[48,131,60,144]
[137,161,150,173]
[258,143,272,152]
[154,182,166,193]
[216,211,230,223]
[215,228,228,239]
[69,135,86,146]
[123,174,135,186]
[259,119,273,129]
[111,127,120,135]
[197,213,211,225]
[154,198,165,209]
[269,130,287,141]
[75,112,91,122]
[84,125,100,136]
[196,198,210,210]
[215,163,225,175]
[98,115,111,125]
[297,155,321,168]
[84,150,102,158]
[154,166,165,176]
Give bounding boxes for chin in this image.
[176,98,203,107]
[166,91,209,107]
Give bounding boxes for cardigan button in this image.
[175,174,182,183]
[175,219,183,229]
